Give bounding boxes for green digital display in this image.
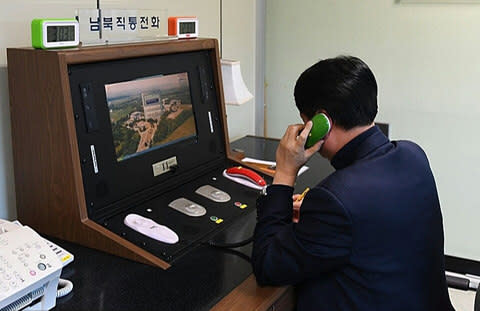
[47,25,75,43]
[179,22,196,34]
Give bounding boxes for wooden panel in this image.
[7,49,79,236]
[7,46,172,269]
[6,39,226,270]
[63,38,216,64]
[211,275,295,311]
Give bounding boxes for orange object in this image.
[293,188,309,223]
[296,187,310,202]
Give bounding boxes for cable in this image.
[57,278,73,298]
[0,286,44,311]
[0,279,72,311]
[219,248,252,263]
[207,236,253,249]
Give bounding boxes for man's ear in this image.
[300,112,309,124]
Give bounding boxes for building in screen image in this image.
[105,72,197,161]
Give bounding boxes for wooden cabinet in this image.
[7,39,228,269]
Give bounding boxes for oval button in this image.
[37,263,46,271]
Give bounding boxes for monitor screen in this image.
[105,72,197,161]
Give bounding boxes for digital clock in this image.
[168,16,198,39]
[31,19,79,49]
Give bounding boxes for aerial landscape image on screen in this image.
[105,72,196,161]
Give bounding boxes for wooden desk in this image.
[212,275,295,311]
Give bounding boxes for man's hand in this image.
[273,121,323,186]
[292,194,304,223]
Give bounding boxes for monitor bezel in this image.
[68,48,229,220]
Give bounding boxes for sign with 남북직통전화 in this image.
[76,8,169,45]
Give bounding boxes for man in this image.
[251,56,454,310]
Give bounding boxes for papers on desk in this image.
[241,157,309,176]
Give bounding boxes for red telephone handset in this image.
[225,166,266,187]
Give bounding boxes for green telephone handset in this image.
[305,113,331,148]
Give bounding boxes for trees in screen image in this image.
[153,110,193,144]
[112,115,141,159]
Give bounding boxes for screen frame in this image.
[68,47,228,220]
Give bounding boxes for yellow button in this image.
[61,254,71,262]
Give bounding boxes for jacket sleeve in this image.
[251,184,352,286]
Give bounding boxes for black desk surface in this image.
[53,136,334,311]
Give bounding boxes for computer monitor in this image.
[69,50,227,221]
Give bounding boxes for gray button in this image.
[37,263,46,271]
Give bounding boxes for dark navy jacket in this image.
[252,126,454,311]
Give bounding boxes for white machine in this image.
[0,219,73,311]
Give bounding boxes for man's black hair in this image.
[294,56,378,130]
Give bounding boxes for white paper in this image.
[241,157,309,176]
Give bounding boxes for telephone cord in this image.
[207,236,253,249]
[57,278,73,298]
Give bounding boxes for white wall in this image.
[0,0,257,220]
[265,0,480,260]
[222,0,257,141]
